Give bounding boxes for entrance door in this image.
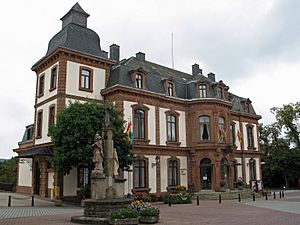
[200,158,212,190]
[34,161,40,195]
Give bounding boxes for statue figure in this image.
[92,133,104,173]
[113,148,119,176]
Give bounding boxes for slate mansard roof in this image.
[32,3,108,69]
[107,56,259,117]
[32,3,259,118]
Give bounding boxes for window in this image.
[167,83,174,96]
[217,117,225,143]
[48,105,55,133]
[79,67,93,91]
[217,87,223,99]
[245,103,250,113]
[249,158,256,181]
[133,159,146,188]
[200,116,210,141]
[167,115,176,142]
[38,75,45,97]
[50,66,57,90]
[168,160,179,186]
[247,126,254,148]
[199,84,207,98]
[230,123,235,145]
[77,166,89,188]
[36,111,43,138]
[135,74,143,89]
[133,109,145,139]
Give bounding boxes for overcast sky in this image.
[1,0,299,158]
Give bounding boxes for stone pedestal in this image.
[71,198,131,225]
[71,110,129,224]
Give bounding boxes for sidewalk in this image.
[0,191,299,224]
[0,192,55,207]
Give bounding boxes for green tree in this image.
[0,157,18,188]
[50,102,133,174]
[271,102,300,148]
[260,102,300,188]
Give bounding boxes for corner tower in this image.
[15,3,115,198]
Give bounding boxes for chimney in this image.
[136,52,145,62]
[192,63,202,76]
[109,44,120,62]
[208,72,216,82]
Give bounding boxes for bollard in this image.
[252,193,255,201]
[279,191,282,199]
[238,194,241,202]
[168,195,171,207]
[282,191,284,198]
[265,193,268,200]
[197,196,199,206]
[8,195,11,207]
[219,194,221,204]
[273,192,276,199]
[31,195,34,207]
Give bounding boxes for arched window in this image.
[167,115,176,142]
[217,117,225,143]
[199,84,207,98]
[199,116,210,141]
[168,159,179,186]
[249,158,256,181]
[133,159,146,188]
[133,109,145,139]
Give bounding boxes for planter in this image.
[140,215,159,224]
[110,217,139,225]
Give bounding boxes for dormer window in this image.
[217,87,223,99]
[245,103,250,113]
[135,74,143,89]
[199,84,207,98]
[167,83,174,96]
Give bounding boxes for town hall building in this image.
[14,3,262,199]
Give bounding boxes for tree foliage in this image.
[260,102,300,188]
[0,157,18,187]
[50,101,133,174]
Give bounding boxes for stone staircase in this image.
[192,189,257,200]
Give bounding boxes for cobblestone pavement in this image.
[0,191,299,225]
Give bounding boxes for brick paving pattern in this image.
[0,191,299,225]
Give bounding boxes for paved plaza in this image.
[0,191,299,224]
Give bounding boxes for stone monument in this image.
[71,107,130,224]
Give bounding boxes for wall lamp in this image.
[152,155,160,168]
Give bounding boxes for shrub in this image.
[140,207,160,217]
[236,177,244,187]
[144,194,152,202]
[163,193,192,204]
[111,208,139,219]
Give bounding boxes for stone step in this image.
[192,190,258,200]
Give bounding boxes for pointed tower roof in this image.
[60,3,90,29]
[32,3,108,69]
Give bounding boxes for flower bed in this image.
[164,192,192,204]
